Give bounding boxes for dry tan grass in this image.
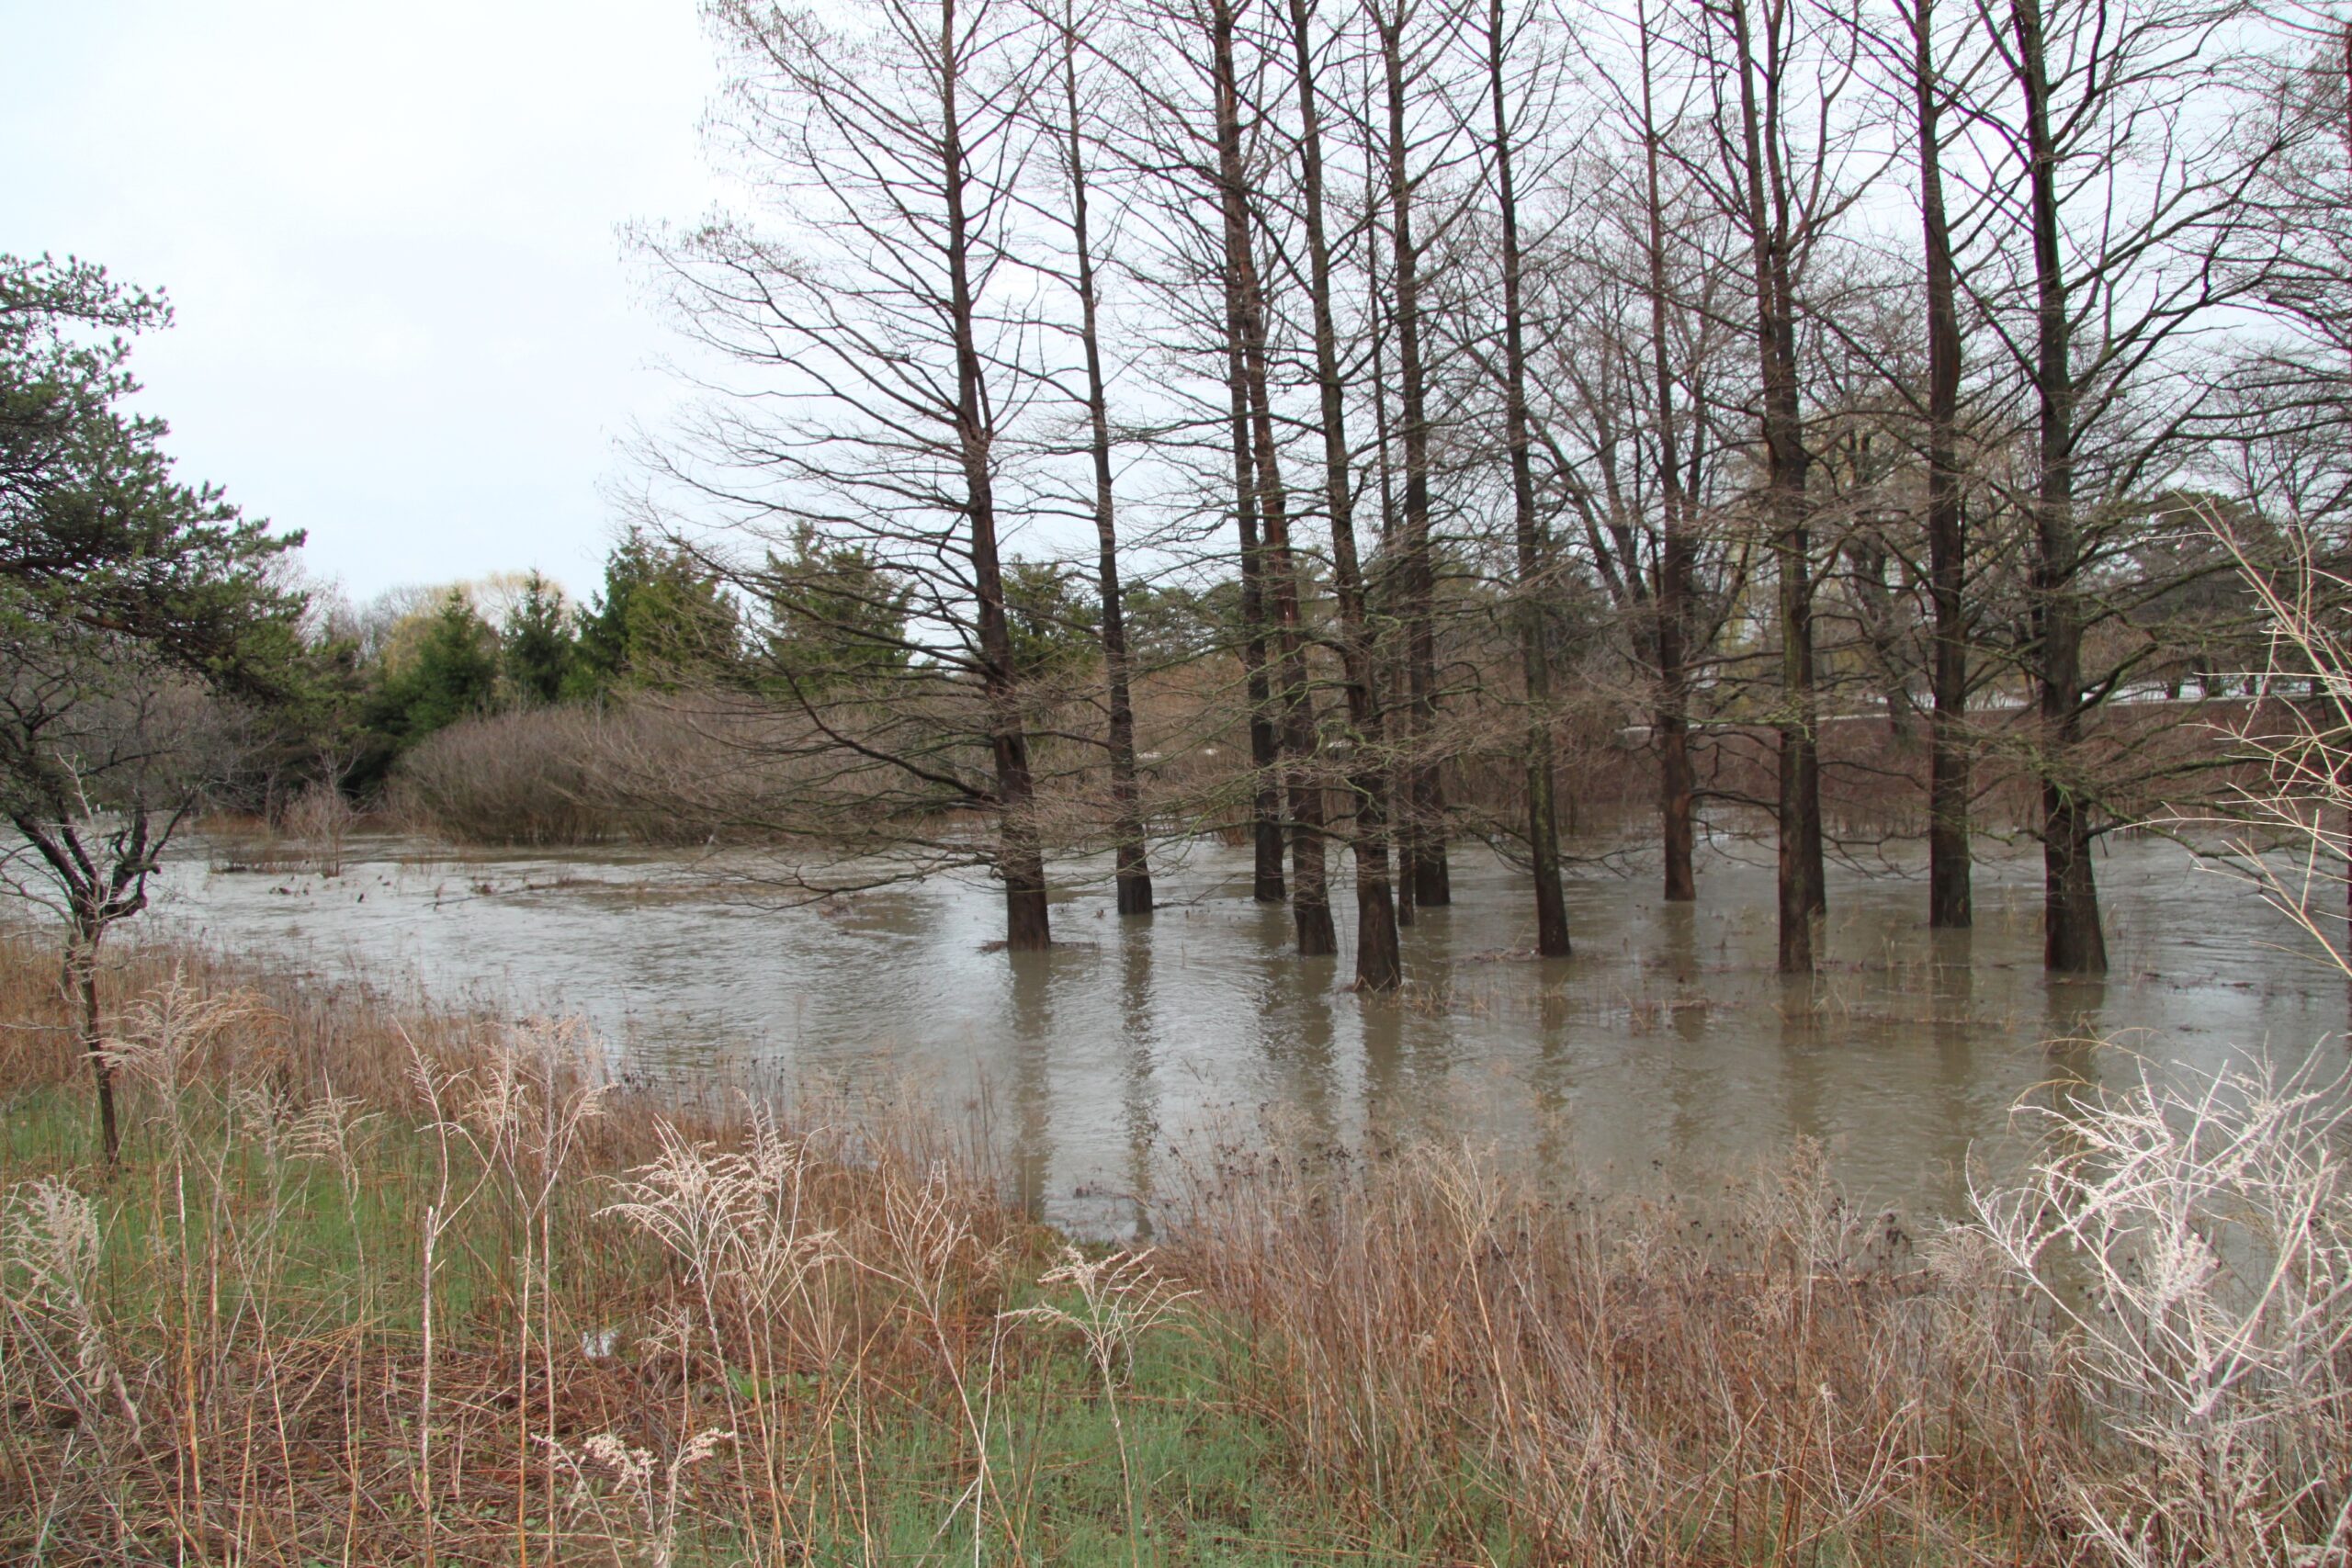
[2,927,2346,1565]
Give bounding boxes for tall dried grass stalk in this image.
[1,925,2347,1564]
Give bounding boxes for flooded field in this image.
[142,828,2349,1233]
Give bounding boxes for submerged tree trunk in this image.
[1056,14,1152,917]
[1370,252,1416,931]
[1728,0,1823,974]
[1210,0,1287,908]
[1638,0,1697,906]
[1289,0,1401,988]
[944,0,1047,951]
[1377,5,1449,914]
[2013,0,2103,973]
[1250,356,1335,958]
[1914,0,1972,930]
[1215,0,1332,953]
[1228,333,1287,905]
[1487,0,1567,955]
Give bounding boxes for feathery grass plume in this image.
[543,1427,736,1568]
[97,967,271,1109]
[1009,1246,1193,1383]
[1,1176,139,1441]
[1004,1247,1193,1566]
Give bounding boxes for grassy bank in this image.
[1,932,2345,1565]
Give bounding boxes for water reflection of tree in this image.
[1117,925,1160,1240]
[1251,927,1340,1161]
[1924,926,1979,1215]
[1008,953,1056,1219]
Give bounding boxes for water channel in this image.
[146,829,2349,1234]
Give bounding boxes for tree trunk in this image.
[1228,338,1287,905]
[1288,0,1400,988]
[67,920,117,1164]
[943,0,1048,951]
[1370,256,1416,931]
[1377,8,1448,913]
[1729,0,1823,973]
[1487,0,1568,955]
[1247,281,1334,959]
[1638,0,1697,906]
[1214,37,1284,906]
[1057,15,1152,917]
[1915,0,1973,930]
[2014,0,2105,973]
[1214,0,1331,953]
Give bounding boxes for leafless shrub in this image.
[1971,1054,2352,1566]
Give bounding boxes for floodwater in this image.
[145,829,2349,1234]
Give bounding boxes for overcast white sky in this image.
[1,0,728,605]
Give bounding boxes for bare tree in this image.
[1040,0,1155,915]
[1219,0,1340,955]
[641,0,1057,949]
[1370,0,1479,914]
[1960,0,2278,971]
[1480,0,1569,953]
[1904,0,1976,927]
[1282,0,1404,987]
[1690,0,1871,972]
[0,622,228,1161]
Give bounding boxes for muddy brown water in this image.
[148,829,2348,1235]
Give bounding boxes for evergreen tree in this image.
[370,590,497,743]
[757,524,914,692]
[572,530,741,693]
[501,570,574,704]
[1,251,306,1158]
[1004,558,1100,680]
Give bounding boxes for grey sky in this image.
[2,0,725,606]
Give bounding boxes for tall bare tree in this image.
[1904,0,1974,927]
[1481,0,1569,953]
[1218,0,1340,953]
[1962,0,2278,971]
[1283,0,1404,987]
[1698,0,1861,972]
[1042,0,1155,915]
[644,0,1057,950]
[1371,0,1469,914]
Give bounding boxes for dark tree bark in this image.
[2011,0,2104,973]
[1052,9,1153,916]
[65,920,115,1164]
[1375,0,1451,913]
[1216,54,1287,907]
[9,796,168,1167]
[1638,0,1699,906]
[1368,236,1417,930]
[942,0,1049,951]
[1485,0,1568,955]
[1215,0,1335,953]
[1908,0,1972,929]
[1227,314,1289,905]
[1243,276,1336,956]
[1285,0,1402,988]
[1725,0,1825,974]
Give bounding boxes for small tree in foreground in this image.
[0,250,303,1157]
[0,617,234,1161]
